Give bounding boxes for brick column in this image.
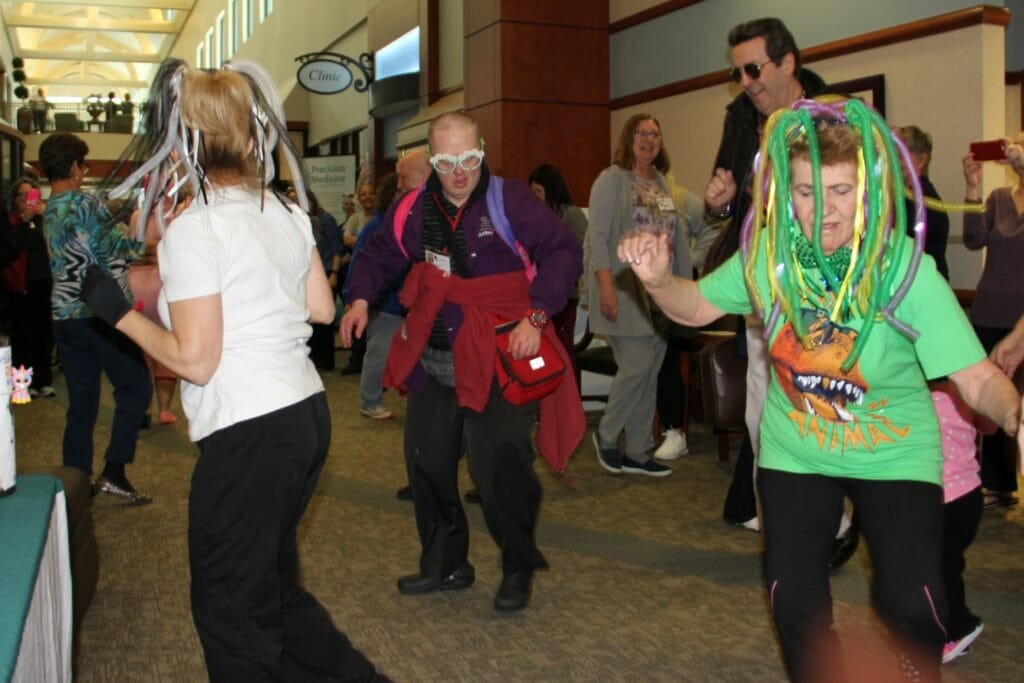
[463,1,609,206]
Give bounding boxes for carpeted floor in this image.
[13,353,1024,681]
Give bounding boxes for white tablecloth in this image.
[11,489,72,683]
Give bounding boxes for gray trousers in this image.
[599,333,667,458]
[359,309,403,409]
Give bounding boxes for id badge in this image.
[425,248,452,275]
[656,196,675,212]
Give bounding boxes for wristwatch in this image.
[704,203,731,220]
[527,308,550,329]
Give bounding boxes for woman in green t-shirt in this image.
[619,101,1021,682]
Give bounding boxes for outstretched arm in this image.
[617,231,724,327]
[118,296,224,385]
[80,265,223,385]
[949,357,1021,450]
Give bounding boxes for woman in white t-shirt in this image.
[80,59,386,681]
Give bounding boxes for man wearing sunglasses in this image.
[703,17,826,238]
[341,112,584,613]
[701,18,857,569]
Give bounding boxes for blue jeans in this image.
[54,318,153,475]
[359,310,403,409]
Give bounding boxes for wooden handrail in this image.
[611,5,1009,110]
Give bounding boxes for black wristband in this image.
[81,265,133,327]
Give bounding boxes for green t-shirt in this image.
[698,238,983,485]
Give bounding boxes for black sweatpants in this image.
[405,372,548,578]
[943,486,983,640]
[758,468,946,683]
[189,393,381,682]
[973,324,1017,493]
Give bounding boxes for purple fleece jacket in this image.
[346,172,583,332]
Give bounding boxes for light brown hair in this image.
[613,113,670,172]
[897,125,933,175]
[180,68,259,186]
[789,123,860,167]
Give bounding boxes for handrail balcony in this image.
[9,100,141,135]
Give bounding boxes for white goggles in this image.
[429,149,485,174]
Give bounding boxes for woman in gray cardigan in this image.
[585,113,719,476]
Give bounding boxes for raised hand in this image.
[704,168,737,215]
[962,153,983,200]
[617,231,673,290]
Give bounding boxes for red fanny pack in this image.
[493,320,565,405]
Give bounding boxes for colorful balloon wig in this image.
[741,97,926,372]
[99,58,309,239]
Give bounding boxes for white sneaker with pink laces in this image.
[942,622,984,664]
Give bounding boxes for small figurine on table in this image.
[10,365,32,404]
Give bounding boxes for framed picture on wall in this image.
[824,74,886,118]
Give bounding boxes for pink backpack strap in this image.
[391,183,425,260]
[392,179,534,281]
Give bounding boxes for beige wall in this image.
[439,0,464,92]
[609,0,662,23]
[368,0,418,50]
[22,132,134,166]
[306,30,373,146]
[172,0,373,147]
[612,24,1004,289]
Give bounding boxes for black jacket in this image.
[703,68,827,273]
[905,175,949,280]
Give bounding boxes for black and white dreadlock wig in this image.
[99,58,309,240]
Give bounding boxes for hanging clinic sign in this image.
[295,52,374,95]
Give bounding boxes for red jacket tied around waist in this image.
[383,263,584,474]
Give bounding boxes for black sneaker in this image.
[592,433,622,474]
[620,455,671,477]
[828,527,860,573]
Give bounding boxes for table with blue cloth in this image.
[0,475,72,682]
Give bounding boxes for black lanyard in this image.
[430,193,470,275]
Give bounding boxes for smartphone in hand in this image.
[970,140,1006,162]
[25,188,41,207]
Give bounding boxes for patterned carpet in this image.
[13,353,1024,682]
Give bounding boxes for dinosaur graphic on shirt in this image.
[771,309,868,423]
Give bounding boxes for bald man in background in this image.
[397,147,430,192]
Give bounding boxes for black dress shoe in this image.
[463,488,482,504]
[397,562,475,594]
[829,527,860,573]
[338,364,362,376]
[395,485,413,501]
[494,570,533,612]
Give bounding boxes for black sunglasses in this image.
[729,59,773,83]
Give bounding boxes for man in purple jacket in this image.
[340,112,582,613]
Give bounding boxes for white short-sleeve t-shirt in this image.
[157,186,324,442]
